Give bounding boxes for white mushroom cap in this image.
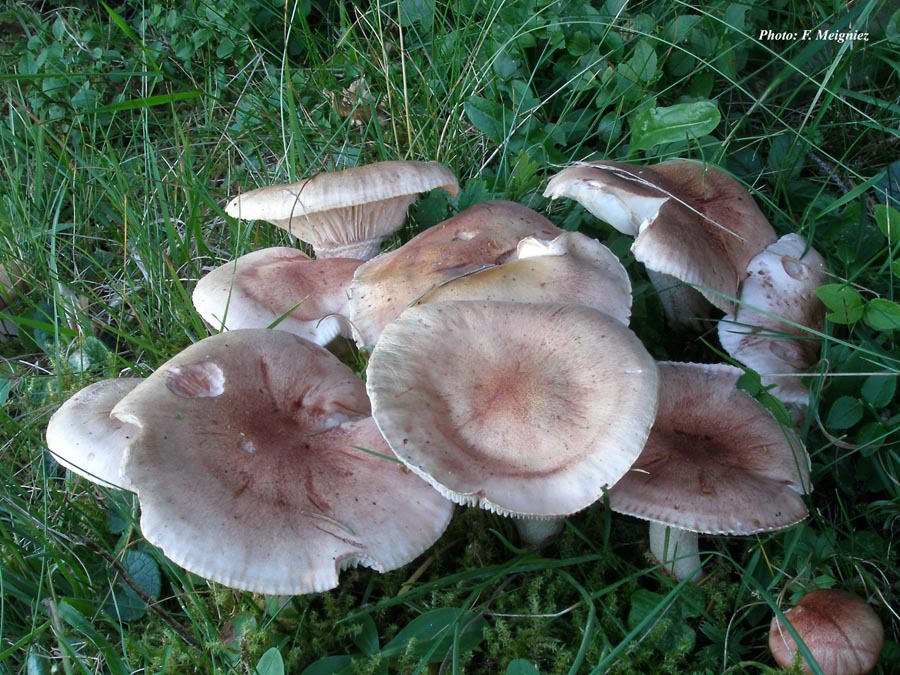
[111,330,452,594]
[415,231,633,325]
[46,378,141,489]
[192,247,361,345]
[544,160,778,315]
[366,300,659,517]
[348,200,563,347]
[224,161,459,260]
[718,234,828,405]
[769,589,884,675]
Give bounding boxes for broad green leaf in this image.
[381,607,488,662]
[398,0,434,30]
[464,96,510,142]
[300,655,355,675]
[255,648,285,675]
[826,396,864,431]
[861,374,896,408]
[618,39,657,85]
[350,614,381,657]
[103,549,161,622]
[507,659,541,674]
[815,284,865,324]
[874,204,900,240]
[864,298,900,332]
[629,101,720,152]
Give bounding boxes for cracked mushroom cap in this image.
[415,231,633,325]
[111,329,452,594]
[545,160,777,315]
[718,234,828,405]
[348,200,563,347]
[192,247,361,345]
[46,378,141,489]
[224,161,459,260]
[608,361,810,535]
[366,300,659,517]
[769,589,884,675]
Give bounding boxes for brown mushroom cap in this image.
[769,589,884,675]
[608,361,810,535]
[545,160,778,315]
[366,300,659,517]
[111,329,451,594]
[415,231,633,325]
[46,378,141,489]
[718,234,828,405]
[224,161,459,259]
[348,200,563,347]
[192,247,361,345]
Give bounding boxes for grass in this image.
[1,0,898,672]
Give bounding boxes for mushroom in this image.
[366,300,659,544]
[192,247,361,345]
[111,329,452,594]
[224,161,459,260]
[718,234,828,406]
[769,589,884,675]
[544,160,778,323]
[348,200,562,347]
[415,231,633,326]
[46,378,141,489]
[607,361,810,582]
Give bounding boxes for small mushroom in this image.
[769,589,884,675]
[366,300,659,544]
[111,329,452,594]
[225,161,459,260]
[192,247,361,345]
[46,378,142,489]
[718,234,828,406]
[608,362,810,582]
[348,200,562,347]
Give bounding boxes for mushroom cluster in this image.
[47,157,826,607]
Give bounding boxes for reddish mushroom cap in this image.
[367,300,659,517]
[769,589,884,675]
[192,247,361,345]
[348,200,563,346]
[112,329,452,594]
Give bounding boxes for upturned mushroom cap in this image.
[769,589,884,675]
[415,231,633,325]
[224,161,459,259]
[544,160,778,315]
[46,378,141,489]
[192,247,361,345]
[718,234,828,405]
[111,329,451,594]
[366,300,659,517]
[608,361,810,535]
[348,200,563,346]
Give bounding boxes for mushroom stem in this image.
[511,516,565,547]
[648,522,703,582]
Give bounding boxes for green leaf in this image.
[506,659,541,675]
[350,614,381,657]
[629,100,720,152]
[826,396,864,431]
[873,204,900,240]
[398,0,434,30]
[381,607,488,662]
[864,298,900,331]
[255,648,285,675]
[103,549,161,622]
[300,655,355,675]
[861,375,896,408]
[815,284,865,324]
[464,95,510,142]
